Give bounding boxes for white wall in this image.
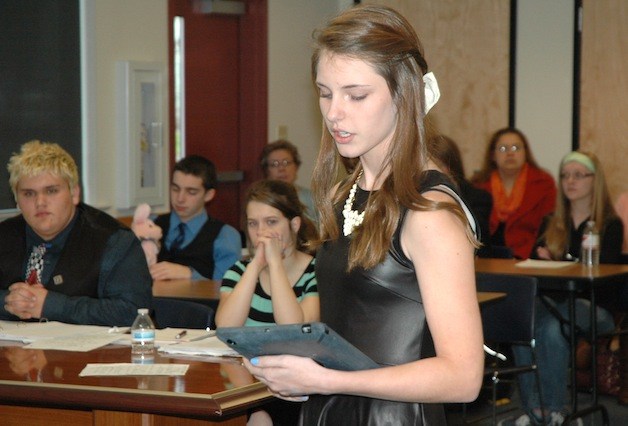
[81,0,169,216]
[515,0,574,177]
[267,0,352,190]
[81,0,346,216]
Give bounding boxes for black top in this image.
[530,214,624,264]
[300,171,466,425]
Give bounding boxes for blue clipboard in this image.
[216,322,379,371]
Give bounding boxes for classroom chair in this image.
[464,273,545,425]
[152,297,215,330]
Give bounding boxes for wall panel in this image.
[366,0,511,177]
[580,0,628,200]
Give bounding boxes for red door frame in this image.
[167,0,267,230]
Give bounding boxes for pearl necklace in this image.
[342,170,365,236]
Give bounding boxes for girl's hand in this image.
[535,246,552,260]
[249,238,268,270]
[261,233,284,265]
[243,355,325,400]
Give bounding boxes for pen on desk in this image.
[175,330,187,339]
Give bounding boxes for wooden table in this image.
[154,279,503,306]
[153,279,221,308]
[0,342,270,426]
[475,258,628,423]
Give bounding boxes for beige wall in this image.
[580,0,628,200]
[379,0,510,177]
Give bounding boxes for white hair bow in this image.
[423,71,440,114]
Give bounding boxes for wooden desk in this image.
[153,279,221,304]
[477,291,506,305]
[0,343,270,426]
[476,258,628,289]
[475,258,628,422]
[155,280,503,305]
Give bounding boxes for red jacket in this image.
[476,167,556,259]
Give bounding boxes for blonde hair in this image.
[543,150,615,259]
[310,5,475,270]
[8,140,79,199]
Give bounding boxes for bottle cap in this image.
[137,308,149,315]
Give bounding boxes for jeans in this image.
[512,296,616,413]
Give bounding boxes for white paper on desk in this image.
[0,320,114,343]
[79,363,189,377]
[515,259,576,269]
[158,335,238,357]
[113,328,213,347]
[24,333,122,352]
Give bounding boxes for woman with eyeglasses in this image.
[509,150,623,424]
[472,127,557,259]
[260,139,317,224]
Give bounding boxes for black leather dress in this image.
[299,171,458,426]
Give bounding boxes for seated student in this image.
[215,179,318,327]
[152,155,241,281]
[472,128,557,259]
[427,134,493,255]
[511,151,622,425]
[0,140,152,326]
[215,179,318,425]
[259,139,317,224]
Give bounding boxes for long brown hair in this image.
[427,134,467,187]
[244,179,317,255]
[471,127,543,184]
[310,5,474,270]
[542,151,616,259]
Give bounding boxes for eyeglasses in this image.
[560,172,594,181]
[268,159,294,168]
[495,145,523,153]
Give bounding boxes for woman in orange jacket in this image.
[472,128,557,259]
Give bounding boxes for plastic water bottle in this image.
[581,220,600,266]
[131,308,155,355]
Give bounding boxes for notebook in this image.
[216,322,379,371]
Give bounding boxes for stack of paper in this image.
[158,335,239,357]
[79,363,189,377]
[113,328,214,346]
[0,321,115,342]
[515,259,576,269]
[0,321,219,352]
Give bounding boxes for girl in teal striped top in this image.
[216,180,319,327]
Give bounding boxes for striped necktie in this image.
[25,243,47,285]
[171,223,186,252]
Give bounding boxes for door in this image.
[168,0,267,231]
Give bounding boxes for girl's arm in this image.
[215,259,263,327]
